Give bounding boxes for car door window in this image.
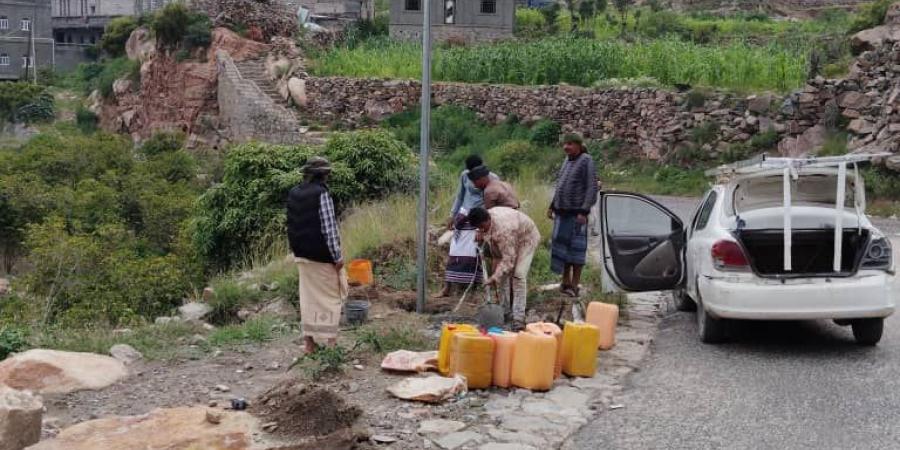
[694,191,717,231]
[606,196,675,236]
[602,194,684,292]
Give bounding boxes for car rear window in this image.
[733,173,858,215]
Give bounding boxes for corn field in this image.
[311,37,808,92]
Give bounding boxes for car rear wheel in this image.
[851,318,883,346]
[673,287,696,312]
[697,298,726,344]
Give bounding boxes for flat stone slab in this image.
[418,419,467,435]
[0,349,128,395]
[432,431,483,450]
[480,443,537,450]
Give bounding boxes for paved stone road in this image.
[571,196,900,449]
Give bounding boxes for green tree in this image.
[99,16,139,57]
[540,3,561,34]
[579,0,596,22]
[595,0,607,13]
[613,0,631,36]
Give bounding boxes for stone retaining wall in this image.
[298,39,900,160]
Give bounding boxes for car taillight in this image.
[861,237,892,271]
[711,240,750,271]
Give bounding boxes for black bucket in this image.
[345,300,370,325]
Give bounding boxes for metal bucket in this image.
[345,300,370,325]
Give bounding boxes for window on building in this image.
[405,0,420,11]
[0,54,9,66]
[444,0,454,24]
[21,18,31,32]
[22,55,33,68]
[90,5,96,14]
[0,16,8,30]
[480,0,496,14]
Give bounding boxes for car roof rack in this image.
[704,153,892,177]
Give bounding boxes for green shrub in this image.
[192,131,415,271]
[300,344,350,380]
[684,89,708,109]
[0,326,28,360]
[529,119,561,146]
[100,16,139,57]
[849,0,893,34]
[0,128,200,325]
[516,8,548,39]
[749,129,779,150]
[150,2,211,51]
[0,83,54,124]
[818,131,849,156]
[93,57,140,98]
[354,324,429,353]
[485,140,554,178]
[864,165,900,199]
[207,316,283,347]
[690,121,720,146]
[75,107,99,133]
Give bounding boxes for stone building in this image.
[51,0,165,45]
[0,0,54,80]
[390,0,515,42]
[288,0,374,20]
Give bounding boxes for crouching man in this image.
[468,206,540,331]
[287,156,349,354]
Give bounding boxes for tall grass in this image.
[311,36,808,92]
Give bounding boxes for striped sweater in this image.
[551,153,598,215]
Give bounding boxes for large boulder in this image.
[777,125,828,157]
[125,26,156,62]
[0,349,127,395]
[108,344,143,365]
[850,25,900,55]
[178,302,213,322]
[288,77,308,108]
[28,406,362,450]
[0,278,8,296]
[0,386,42,450]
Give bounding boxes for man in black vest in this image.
[287,156,348,354]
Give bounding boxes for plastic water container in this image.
[347,259,374,286]
[449,332,495,389]
[586,302,619,350]
[489,330,517,388]
[560,322,600,377]
[526,322,563,379]
[510,331,556,391]
[438,323,478,376]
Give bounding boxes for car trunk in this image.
[736,228,869,277]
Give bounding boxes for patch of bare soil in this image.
[252,379,361,439]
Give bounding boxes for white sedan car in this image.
[598,156,895,345]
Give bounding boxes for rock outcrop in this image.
[0,349,128,395]
[0,386,42,450]
[100,27,269,147]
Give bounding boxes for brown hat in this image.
[302,156,332,175]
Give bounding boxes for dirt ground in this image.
[39,283,588,448]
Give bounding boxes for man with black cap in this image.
[287,156,348,354]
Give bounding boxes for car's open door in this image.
[599,192,686,293]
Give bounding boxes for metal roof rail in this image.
[704,152,892,177]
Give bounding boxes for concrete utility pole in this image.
[415,0,432,314]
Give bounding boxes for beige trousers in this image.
[296,258,348,343]
[498,243,537,323]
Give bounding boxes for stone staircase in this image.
[232,57,330,146]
